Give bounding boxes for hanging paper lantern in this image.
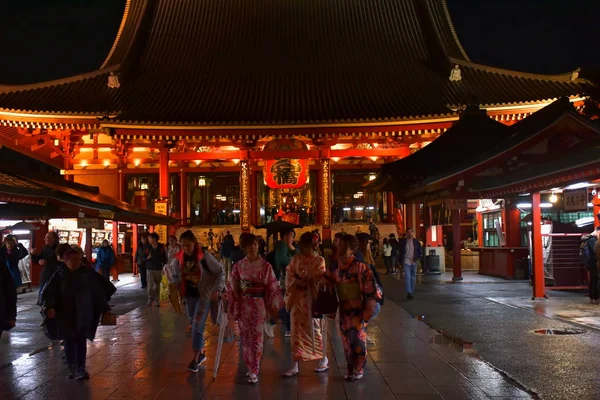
[263,139,309,189]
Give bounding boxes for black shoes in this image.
[188,354,207,373]
[407,293,414,300]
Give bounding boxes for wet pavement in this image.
[386,271,600,400]
[0,273,533,399]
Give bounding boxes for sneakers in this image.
[264,323,275,338]
[197,353,207,366]
[147,299,153,306]
[187,360,199,373]
[75,370,90,380]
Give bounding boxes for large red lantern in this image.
[263,139,309,189]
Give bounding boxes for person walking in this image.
[0,235,28,289]
[135,234,149,289]
[96,240,116,281]
[174,230,225,373]
[32,231,60,289]
[220,234,235,280]
[40,248,110,380]
[227,233,282,383]
[0,251,17,338]
[145,233,167,307]
[582,226,600,304]
[327,234,381,380]
[282,232,328,377]
[273,228,298,337]
[382,238,393,274]
[208,229,215,250]
[399,228,422,299]
[388,233,400,274]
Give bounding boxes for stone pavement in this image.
[0,273,532,399]
[384,271,600,400]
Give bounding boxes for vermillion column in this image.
[505,200,521,248]
[250,167,258,226]
[531,192,546,299]
[179,170,187,227]
[159,149,169,200]
[319,150,332,244]
[451,208,463,281]
[386,192,395,223]
[240,157,251,233]
[132,224,139,276]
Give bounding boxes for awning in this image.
[0,169,176,226]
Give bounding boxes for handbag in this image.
[313,283,339,315]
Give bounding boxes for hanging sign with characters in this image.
[263,139,309,189]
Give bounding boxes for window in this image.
[483,211,502,247]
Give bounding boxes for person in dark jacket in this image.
[231,234,248,264]
[135,234,149,289]
[32,231,59,290]
[145,233,167,306]
[0,235,28,288]
[220,234,235,279]
[0,255,17,338]
[398,228,422,299]
[41,248,109,380]
[96,240,116,281]
[388,234,399,274]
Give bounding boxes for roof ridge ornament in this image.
[571,68,580,81]
[108,72,121,89]
[449,65,462,82]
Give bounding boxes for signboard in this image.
[264,158,309,189]
[154,201,168,244]
[564,189,587,212]
[77,218,104,229]
[445,199,468,210]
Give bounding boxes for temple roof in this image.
[0,0,592,126]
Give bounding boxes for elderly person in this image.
[32,231,60,289]
[173,230,225,373]
[0,235,28,288]
[40,248,110,380]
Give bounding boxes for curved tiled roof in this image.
[0,0,592,126]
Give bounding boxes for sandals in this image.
[282,368,299,378]
[344,371,364,380]
[315,357,329,372]
[248,373,259,384]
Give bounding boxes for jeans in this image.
[185,296,211,351]
[139,265,147,288]
[404,262,417,295]
[65,337,87,372]
[147,270,162,301]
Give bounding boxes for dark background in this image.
[0,0,598,84]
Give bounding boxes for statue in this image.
[107,72,121,89]
[449,65,462,82]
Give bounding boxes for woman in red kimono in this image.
[328,234,381,380]
[227,233,283,384]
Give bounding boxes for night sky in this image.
[0,0,598,84]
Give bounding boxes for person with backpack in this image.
[581,226,600,304]
[174,230,225,372]
[145,233,168,307]
[0,235,28,288]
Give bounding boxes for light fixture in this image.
[370,156,378,162]
[11,230,30,235]
[103,160,110,168]
[331,157,340,163]
[368,174,377,181]
[0,202,7,205]
[80,160,88,169]
[232,209,241,213]
[343,207,351,211]
[549,193,558,203]
[517,203,532,209]
[232,159,240,165]
[53,138,60,146]
[194,160,202,166]
[60,169,66,175]
[367,206,375,210]
[518,193,530,197]
[355,207,364,211]
[140,182,149,190]
[134,159,141,167]
[540,203,553,208]
[198,177,206,187]
[565,182,590,190]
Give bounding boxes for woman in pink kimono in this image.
[227,233,283,384]
[282,232,328,377]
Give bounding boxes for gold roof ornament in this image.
[107,72,121,89]
[449,65,462,82]
[571,68,580,81]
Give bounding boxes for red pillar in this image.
[31,221,49,286]
[132,224,139,276]
[387,192,395,223]
[531,192,546,299]
[316,165,323,226]
[111,221,119,281]
[452,208,463,281]
[179,171,187,227]
[505,201,522,248]
[84,228,93,262]
[159,149,169,199]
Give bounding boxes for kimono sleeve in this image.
[264,260,283,312]
[227,262,241,320]
[359,262,381,322]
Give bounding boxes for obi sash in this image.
[240,282,266,298]
[336,282,361,302]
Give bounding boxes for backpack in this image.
[579,235,597,267]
